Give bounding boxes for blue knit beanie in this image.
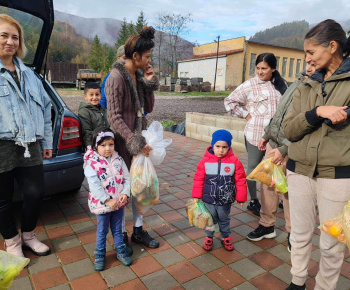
[211,129,232,148]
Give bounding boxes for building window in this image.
[289,58,294,77]
[276,57,280,71]
[249,53,257,75]
[282,57,287,77]
[303,60,306,71]
[296,59,301,76]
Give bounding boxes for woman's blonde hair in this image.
[0,14,27,58]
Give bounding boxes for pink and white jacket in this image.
[84,147,130,215]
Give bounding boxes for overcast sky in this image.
[53,0,350,44]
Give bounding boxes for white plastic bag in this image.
[142,121,172,165]
[130,154,159,215]
[0,251,30,289]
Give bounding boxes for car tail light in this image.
[96,74,101,78]
[58,117,82,149]
[81,74,87,77]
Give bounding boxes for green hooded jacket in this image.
[78,102,109,147]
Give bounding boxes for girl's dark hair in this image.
[125,26,155,59]
[305,19,350,58]
[91,127,114,151]
[256,52,287,95]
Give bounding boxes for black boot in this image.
[285,282,306,290]
[123,232,133,256]
[131,226,160,248]
[247,199,261,216]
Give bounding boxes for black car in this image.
[0,0,85,198]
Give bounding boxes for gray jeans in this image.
[204,202,231,238]
[245,137,265,200]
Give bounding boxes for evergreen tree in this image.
[102,44,114,72]
[128,21,135,36]
[88,35,103,71]
[116,18,130,47]
[135,11,147,33]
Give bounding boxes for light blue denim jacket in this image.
[0,56,52,149]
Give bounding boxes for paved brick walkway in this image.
[3,132,350,289]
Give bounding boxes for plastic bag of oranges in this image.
[319,200,350,250]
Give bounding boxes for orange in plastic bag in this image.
[319,215,346,244]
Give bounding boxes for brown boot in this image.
[22,231,51,256]
[5,234,25,257]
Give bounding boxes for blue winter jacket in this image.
[0,56,53,149]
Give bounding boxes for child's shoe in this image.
[203,237,213,251]
[22,231,51,256]
[116,244,132,266]
[94,248,106,271]
[221,237,234,251]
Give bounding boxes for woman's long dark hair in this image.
[124,26,155,59]
[256,53,287,95]
[305,19,350,58]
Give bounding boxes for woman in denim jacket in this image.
[0,14,52,257]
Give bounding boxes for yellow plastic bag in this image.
[319,201,350,250]
[186,199,215,231]
[0,251,30,289]
[248,157,288,194]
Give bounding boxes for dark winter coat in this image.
[105,61,159,169]
[78,103,109,147]
[192,147,247,205]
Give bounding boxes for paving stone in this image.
[190,253,225,273]
[9,276,33,290]
[28,254,60,274]
[232,225,255,237]
[267,244,291,263]
[336,275,350,290]
[163,231,191,247]
[35,230,49,242]
[159,194,178,203]
[152,203,173,213]
[51,235,81,252]
[171,218,192,230]
[312,234,320,247]
[274,228,288,243]
[143,214,165,227]
[61,205,85,216]
[311,248,321,262]
[43,218,69,230]
[250,272,288,289]
[46,283,71,290]
[235,281,259,289]
[275,216,286,228]
[102,265,137,287]
[62,258,94,281]
[177,208,188,217]
[130,243,150,260]
[70,220,96,234]
[153,248,185,267]
[141,269,178,290]
[182,275,221,290]
[270,264,292,284]
[234,213,258,223]
[229,258,266,280]
[234,240,262,257]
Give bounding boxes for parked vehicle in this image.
[76,69,102,90]
[0,0,85,199]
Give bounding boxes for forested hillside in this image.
[249,21,309,49]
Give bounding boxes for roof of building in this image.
[247,40,304,52]
[178,48,244,63]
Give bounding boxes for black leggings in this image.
[0,165,45,239]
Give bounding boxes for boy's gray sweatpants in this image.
[287,170,350,290]
[204,202,232,238]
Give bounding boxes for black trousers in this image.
[0,165,45,239]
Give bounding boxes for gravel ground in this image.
[57,89,228,123]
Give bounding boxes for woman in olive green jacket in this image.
[283,20,350,290]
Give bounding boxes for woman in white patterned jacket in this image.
[224,53,287,216]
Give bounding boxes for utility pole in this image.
[213,35,220,91]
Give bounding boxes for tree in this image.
[135,11,147,34]
[153,11,168,76]
[102,44,114,72]
[116,18,130,48]
[128,21,135,37]
[153,12,193,76]
[88,35,103,71]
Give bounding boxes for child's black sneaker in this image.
[279,200,284,209]
[247,199,261,216]
[247,225,276,241]
[285,282,306,290]
[131,226,160,248]
[94,248,106,271]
